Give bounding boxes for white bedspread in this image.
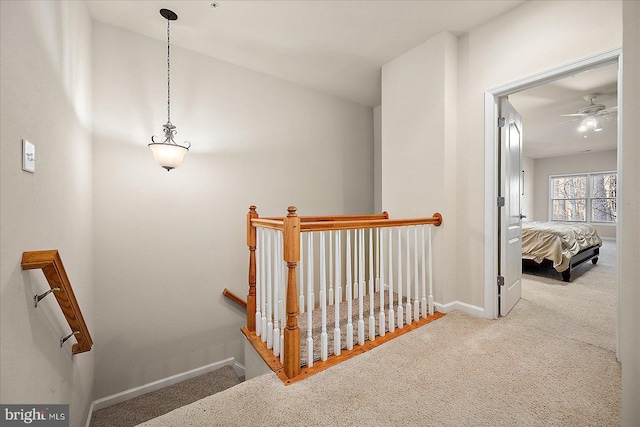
[522,221,602,272]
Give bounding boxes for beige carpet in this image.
[139,242,620,427]
[90,366,241,427]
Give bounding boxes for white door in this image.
[499,97,523,316]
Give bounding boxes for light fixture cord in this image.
[166,17,171,124]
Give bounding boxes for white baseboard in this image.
[231,360,245,378]
[89,357,244,414]
[84,401,95,427]
[435,300,485,318]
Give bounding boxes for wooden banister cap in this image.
[433,212,443,226]
[287,206,298,217]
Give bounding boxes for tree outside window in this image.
[551,175,586,221]
[591,173,617,222]
[550,172,617,223]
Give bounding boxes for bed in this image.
[521,221,602,282]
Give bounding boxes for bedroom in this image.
[511,62,618,280]
[506,61,619,351]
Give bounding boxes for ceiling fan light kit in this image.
[561,93,617,136]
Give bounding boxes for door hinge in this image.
[497,196,505,207]
[497,275,505,287]
[498,117,506,128]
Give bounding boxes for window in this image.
[591,172,617,222]
[550,171,617,224]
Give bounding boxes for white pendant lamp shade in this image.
[149,141,188,171]
[149,9,191,171]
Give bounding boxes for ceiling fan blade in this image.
[600,106,618,114]
[552,118,581,127]
[560,113,585,117]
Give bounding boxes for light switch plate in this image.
[22,139,35,173]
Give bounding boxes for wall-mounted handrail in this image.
[21,250,93,354]
[222,288,247,309]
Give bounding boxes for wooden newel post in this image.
[247,206,258,331]
[283,206,301,378]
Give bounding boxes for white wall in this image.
[0,2,94,426]
[91,22,374,399]
[522,156,535,220]
[620,2,640,424]
[374,105,382,213]
[533,150,617,238]
[381,0,638,422]
[381,31,458,305]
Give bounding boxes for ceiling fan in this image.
[561,94,617,133]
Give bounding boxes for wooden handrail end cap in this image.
[433,212,443,226]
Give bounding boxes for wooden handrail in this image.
[251,218,285,230]
[222,288,247,309]
[299,213,442,232]
[21,250,93,354]
[260,213,388,222]
[300,213,389,222]
[251,212,441,232]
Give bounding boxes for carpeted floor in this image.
[138,240,620,427]
[89,366,241,427]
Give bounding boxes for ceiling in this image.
[86,0,524,107]
[509,63,618,159]
[86,1,617,160]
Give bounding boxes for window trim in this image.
[548,170,617,225]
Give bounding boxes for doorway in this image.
[483,47,622,356]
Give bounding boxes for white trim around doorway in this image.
[482,46,622,359]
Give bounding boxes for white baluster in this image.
[261,228,267,339]
[273,231,281,357]
[280,232,285,364]
[375,228,380,293]
[388,227,395,332]
[421,225,427,318]
[405,226,411,326]
[335,230,342,306]
[329,232,334,306]
[379,228,386,337]
[397,226,403,329]
[334,230,341,356]
[414,226,420,322]
[368,228,375,341]
[266,229,273,348]
[428,225,434,315]
[299,232,304,315]
[306,232,314,367]
[353,229,359,299]
[320,231,328,361]
[346,230,354,350]
[256,228,262,337]
[357,229,365,346]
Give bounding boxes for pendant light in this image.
[149,9,191,171]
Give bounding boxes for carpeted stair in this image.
[89,365,242,427]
